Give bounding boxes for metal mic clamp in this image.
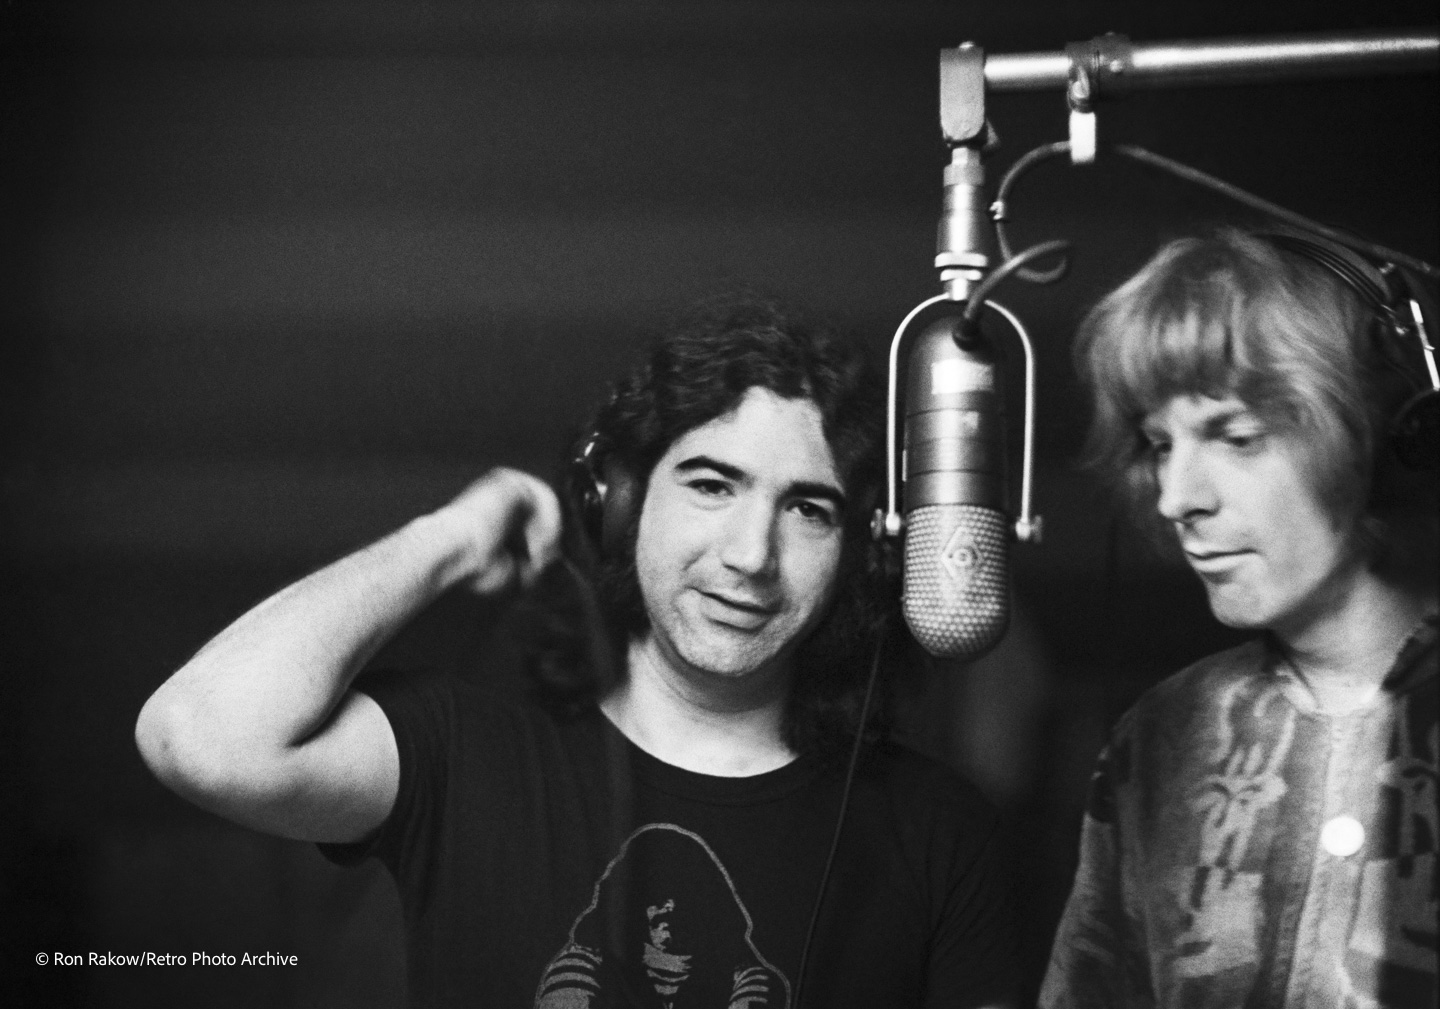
[936,43,995,302]
[937,148,990,302]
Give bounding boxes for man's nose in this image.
[718,498,780,578]
[1156,442,1218,525]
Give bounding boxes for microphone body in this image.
[901,316,1011,659]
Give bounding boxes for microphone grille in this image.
[902,504,1010,659]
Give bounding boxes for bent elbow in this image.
[134,684,260,808]
[134,682,317,836]
[135,687,209,797]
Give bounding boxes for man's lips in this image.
[696,590,778,628]
[1183,547,1252,573]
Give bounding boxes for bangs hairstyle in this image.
[1075,227,1390,538]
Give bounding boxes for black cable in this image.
[993,141,1073,284]
[1111,144,1440,281]
[962,239,1073,335]
[991,138,1440,283]
[791,631,886,1008]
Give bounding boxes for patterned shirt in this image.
[1041,615,1437,1009]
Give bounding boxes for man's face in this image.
[1142,394,1364,640]
[634,386,845,685]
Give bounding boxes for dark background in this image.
[3,1,1436,1005]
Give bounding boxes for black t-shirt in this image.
[323,664,1014,1008]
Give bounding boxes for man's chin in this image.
[1203,587,1267,630]
[673,631,791,682]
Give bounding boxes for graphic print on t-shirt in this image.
[533,822,791,1008]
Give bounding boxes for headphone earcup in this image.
[599,465,640,555]
[571,440,608,548]
[572,438,641,557]
[579,480,606,544]
[1391,389,1440,471]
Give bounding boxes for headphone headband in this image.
[1264,230,1395,316]
[1258,227,1438,472]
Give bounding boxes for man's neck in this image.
[1277,569,1436,715]
[598,637,797,777]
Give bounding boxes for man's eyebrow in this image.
[1201,406,1259,434]
[1141,403,1255,439]
[673,455,847,508]
[674,455,746,481]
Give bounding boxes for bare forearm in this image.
[185,514,462,737]
[135,468,561,835]
[136,513,465,778]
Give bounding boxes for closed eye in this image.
[1205,410,1268,452]
[1222,429,1265,451]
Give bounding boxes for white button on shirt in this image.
[1319,815,1365,857]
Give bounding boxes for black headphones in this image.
[1260,229,1439,472]
[572,432,642,556]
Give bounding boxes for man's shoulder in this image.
[352,659,578,749]
[845,743,1003,891]
[1114,638,1268,734]
[1160,636,1265,687]
[862,741,999,828]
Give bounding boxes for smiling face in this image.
[632,386,846,688]
[1142,394,1368,641]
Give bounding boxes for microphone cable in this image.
[791,627,886,1008]
[990,140,1440,284]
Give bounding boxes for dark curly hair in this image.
[515,293,895,758]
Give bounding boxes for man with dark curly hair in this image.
[136,296,1015,1008]
[1041,230,1438,1009]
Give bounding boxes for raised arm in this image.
[134,468,562,843]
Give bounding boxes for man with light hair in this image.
[1041,229,1437,1008]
